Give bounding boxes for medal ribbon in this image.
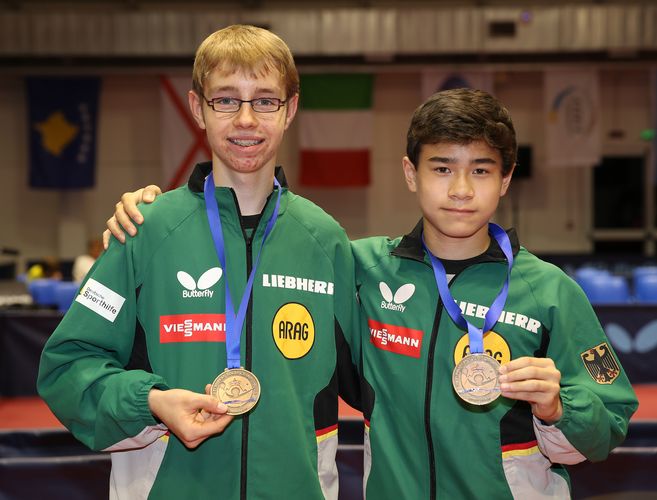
[204,173,281,369]
[423,223,514,354]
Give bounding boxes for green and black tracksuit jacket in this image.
[352,221,638,499]
[38,162,360,500]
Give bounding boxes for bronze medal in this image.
[452,353,501,406]
[210,368,261,415]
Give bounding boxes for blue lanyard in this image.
[423,223,514,354]
[204,173,281,369]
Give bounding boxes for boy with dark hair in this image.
[104,88,637,498]
[354,88,637,498]
[38,25,360,500]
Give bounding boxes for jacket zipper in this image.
[240,234,253,500]
[229,189,257,500]
[233,188,274,499]
[424,300,443,500]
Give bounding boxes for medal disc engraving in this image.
[210,368,261,415]
[452,353,501,406]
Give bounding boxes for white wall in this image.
[0,66,652,270]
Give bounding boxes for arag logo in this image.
[453,331,511,366]
[177,267,222,299]
[272,302,315,359]
[379,282,415,313]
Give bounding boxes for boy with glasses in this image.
[38,25,360,500]
[107,88,638,499]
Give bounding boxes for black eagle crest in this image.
[581,343,620,384]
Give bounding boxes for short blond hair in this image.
[192,25,299,99]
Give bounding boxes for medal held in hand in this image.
[424,223,514,406]
[205,173,281,416]
[211,367,261,415]
[452,352,501,406]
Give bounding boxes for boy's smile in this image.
[403,139,513,260]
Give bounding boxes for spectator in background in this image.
[26,256,63,281]
[72,237,103,282]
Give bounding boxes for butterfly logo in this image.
[604,321,657,354]
[177,267,222,298]
[379,282,415,312]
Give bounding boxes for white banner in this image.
[421,70,494,100]
[544,69,601,168]
[160,75,211,191]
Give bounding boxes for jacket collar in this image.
[187,161,290,225]
[392,219,520,274]
[188,161,290,193]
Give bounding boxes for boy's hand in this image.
[498,357,563,424]
[148,388,233,449]
[103,185,163,249]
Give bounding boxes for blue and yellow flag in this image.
[27,77,101,189]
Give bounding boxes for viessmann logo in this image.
[369,318,423,358]
[177,267,222,298]
[160,314,227,343]
[379,282,415,312]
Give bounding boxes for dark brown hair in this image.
[406,88,517,176]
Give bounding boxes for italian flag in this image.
[299,74,373,187]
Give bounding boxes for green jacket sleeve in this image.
[37,237,169,451]
[542,274,638,462]
[331,233,361,411]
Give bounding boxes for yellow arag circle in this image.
[453,331,511,366]
[272,303,315,359]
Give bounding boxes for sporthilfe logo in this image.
[177,267,222,298]
[379,282,415,312]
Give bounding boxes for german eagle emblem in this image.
[581,342,620,384]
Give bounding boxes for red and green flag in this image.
[299,74,373,187]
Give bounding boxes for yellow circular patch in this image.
[272,303,315,359]
[453,331,511,366]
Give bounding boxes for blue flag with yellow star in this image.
[27,77,100,189]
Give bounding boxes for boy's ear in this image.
[188,90,206,130]
[500,163,515,196]
[283,93,299,130]
[402,156,418,193]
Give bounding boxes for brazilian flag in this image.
[26,77,101,189]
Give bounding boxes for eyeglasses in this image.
[203,96,287,113]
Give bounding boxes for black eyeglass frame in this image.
[202,95,288,113]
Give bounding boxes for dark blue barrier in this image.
[0,430,110,500]
[0,309,62,396]
[1,423,655,500]
[1,305,656,397]
[596,306,657,384]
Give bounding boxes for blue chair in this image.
[635,273,657,304]
[633,266,657,282]
[575,268,610,300]
[574,266,609,280]
[583,275,630,305]
[28,279,58,307]
[54,281,81,313]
